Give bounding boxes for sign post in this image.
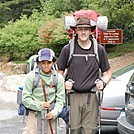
[100,29,123,52]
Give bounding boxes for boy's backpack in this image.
[17,55,58,120]
[27,55,38,73]
[27,55,58,90]
[17,55,68,123]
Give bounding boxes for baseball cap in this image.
[38,48,57,62]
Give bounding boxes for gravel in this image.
[0,52,134,92]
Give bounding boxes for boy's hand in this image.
[45,112,54,120]
[42,102,50,109]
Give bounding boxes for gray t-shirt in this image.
[57,39,110,92]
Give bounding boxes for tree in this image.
[0,10,46,61]
[40,0,87,17]
[0,0,41,28]
[102,0,134,41]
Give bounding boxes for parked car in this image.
[117,72,134,134]
[101,64,134,126]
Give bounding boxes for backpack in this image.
[64,35,101,81]
[67,35,99,67]
[27,55,58,90]
[17,55,58,110]
[26,55,38,73]
[17,55,68,123]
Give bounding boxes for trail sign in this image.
[100,29,123,44]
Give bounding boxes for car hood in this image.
[102,70,134,108]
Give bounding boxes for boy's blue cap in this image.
[38,48,57,62]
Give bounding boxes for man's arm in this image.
[102,69,112,84]
[58,70,64,76]
[95,69,111,90]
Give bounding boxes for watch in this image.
[102,80,107,89]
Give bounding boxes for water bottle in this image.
[17,86,23,105]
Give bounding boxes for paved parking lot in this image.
[0,90,120,134]
[0,90,66,134]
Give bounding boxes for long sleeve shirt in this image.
[22,70,65,119]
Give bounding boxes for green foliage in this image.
[0,10,69,61]
[0,0,134,62]
[107,40,134,59]
[0,0,41,28]
[41,0,85,17]
[0,10,46,61]
[101,0,134,41]
[38,15,70,56]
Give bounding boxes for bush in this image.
[38,15,70,56]
[0,10,50,61]
[0,11,70,61]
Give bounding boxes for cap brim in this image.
[38,56,57,62]
[38,56,52,62]
[70,25,96,32]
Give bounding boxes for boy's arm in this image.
[51,73,65,119]
[22,72,43,111]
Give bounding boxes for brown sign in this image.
[100,29,123,44]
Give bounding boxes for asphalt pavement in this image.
[0,72,119,134]
[0,90,120,134]
[0,89,67,134]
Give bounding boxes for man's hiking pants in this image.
[69,92,98,134]
[22,111,55,134]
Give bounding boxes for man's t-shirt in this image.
[57,39,110,93]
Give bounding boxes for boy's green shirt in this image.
[22,70,65,119]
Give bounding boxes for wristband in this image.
[101,79,107,89]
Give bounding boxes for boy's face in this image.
[39,60,54,74]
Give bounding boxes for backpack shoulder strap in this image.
[92,37,102,77]
[32,64,40,91]
[67,35,100,67]
[32,63,58,93]
[92,37,99,63]
[52,64,58,92]
[67,36,76,67]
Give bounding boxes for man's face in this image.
[75,27,91,42]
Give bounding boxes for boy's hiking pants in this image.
[22,111,55,134]
[69,92,98,134]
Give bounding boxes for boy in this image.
[22,48,65,134]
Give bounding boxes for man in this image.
[57,17,111,134]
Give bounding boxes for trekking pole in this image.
[98,89,101,134]
[67,93,71,134]
[67,79,75,134]
[41,79,54,134]
[66,79,75,134]
[37,111,42,134]
[95,78,103,134]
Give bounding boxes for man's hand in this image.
[65,79,75,93]
[95,79,106,92]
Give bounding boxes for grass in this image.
[105,40,134,59]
